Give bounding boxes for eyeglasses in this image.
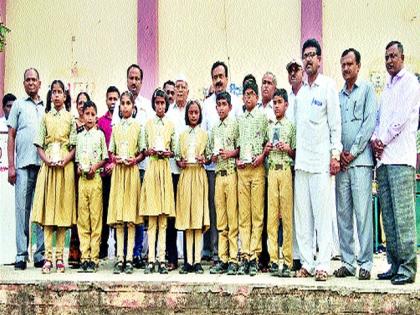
[302,51,317,60]
[244,91,256,98]
[165,90,175,96]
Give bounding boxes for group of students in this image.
[28,68,300,277]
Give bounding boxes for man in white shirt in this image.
[111,64,152,269]
[166,75,189,270]
[286,59,304,122]
[258,72,277,122]
[373,41,420,285]
[202,61,242,262]
[294,39,342,281]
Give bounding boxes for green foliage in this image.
[0,22,11,52]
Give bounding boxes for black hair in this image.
[23,68,40,80]
[45,80,71,113]
[341,48,361,65]
[106,86,120,97]
[242,74,256,86]
[211,61,228,78]
[127,64,143,81]
[82,100,97,113]
[151,88,170,112]
[76,92,91,105]
[2,93,16,107]
[216,91,231,105]
[185,99,203,126]
[243,80,259,97]
[273,88,288,103]
[163,80,175,89]
[385,40,404,54]
[119,91,137,119]
[302,38,322,57]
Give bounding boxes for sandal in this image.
[315,270,328,281]
[56,259,65,273]
[296,267,311,278]
[42,260,53,274]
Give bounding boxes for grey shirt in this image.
[7,97,44,168]
[339,79,377,167]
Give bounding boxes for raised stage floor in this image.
[1,253,419,315]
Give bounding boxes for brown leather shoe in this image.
[167,262,178,271]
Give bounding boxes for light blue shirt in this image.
[7,97,44,168]
[339,79,377,167]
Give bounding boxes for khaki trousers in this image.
[237,165,265,261]
[268,167,293,267]
[44,226,66,261]
[77,176,103,264]
[116,223,135,262]
[215,172,238,263]
[147,214,168,262]
[185,229,202,264]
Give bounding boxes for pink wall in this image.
[0,0,6,116]
[301,0,323,71]
[137,0,158,100]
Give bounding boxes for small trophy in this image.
[80,150,91,173]
[50,142,61,164]
[120,141,129,161]
[154,135,165,152]
[242,144,253,164]
[213,136,222,156]
[272,127,281,146]
[187,135,196,164]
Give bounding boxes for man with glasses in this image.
[373,41,419,285]
[293,39,342,281]
[7,68,45,270]
[334,48,377,280]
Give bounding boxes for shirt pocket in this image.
[351,100,364,122]
[308,98,325,124]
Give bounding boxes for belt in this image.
[150,156,167,161]
[271,163,290,171]
[218,170,228,176]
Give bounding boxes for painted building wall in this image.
[323,0,420,93]
[158,0,301,98]
[4,0,137,115]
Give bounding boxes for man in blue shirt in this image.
[7,68,45,270]
[334,48,377,280]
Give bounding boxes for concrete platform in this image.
[0,253,419,314]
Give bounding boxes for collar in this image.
[245,106,257,118]
[154,115,165,125]
[259,100,273,109]
[274,116,287,125]
[25,96,44,105]
[121,117,133,126]
[387,68,407,87]
[304,73,324,87]
[341,78,361,95]
[188,126,197,134]
[218,116,231,127]
[50,106,65,116]
[104,111,113,120]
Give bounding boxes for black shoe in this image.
[210,261,228,274]
[358,268,371,280]
[280,264,291,278]
[269,263,279,274]
[249,259,258,276]
[377,269,396,280]
[227,262,238,275]
[87,261,97,273]
[133,256,145,269]
[333,266,354,278]
[179,263,193,274]
[14,261,27,270]
[80,261,89,272]
[144,262,155,274]
[291,259,302,272]
[113,261,124,274]
[201,255,211,262]
[237,260,249,275]
[158,262,168,274]
[124,261,134,274]
[34,259,45,268]
[194,263,204,274]
[391,274,415,285]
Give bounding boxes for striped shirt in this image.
[76,127,108,174]
[266,117,296,169]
